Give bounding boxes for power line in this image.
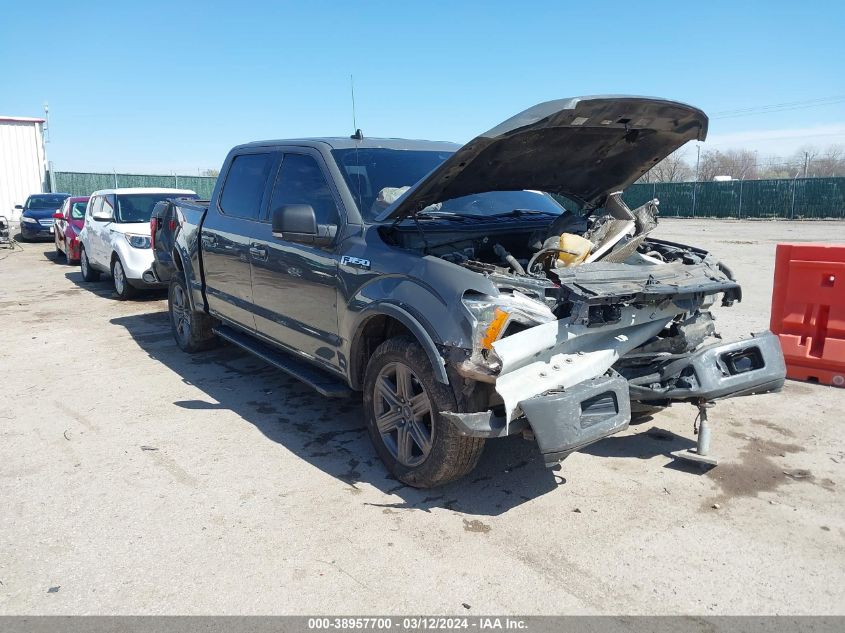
[711,96,845,119]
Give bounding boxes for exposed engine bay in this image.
[382,191,784,466]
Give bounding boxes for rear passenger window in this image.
[270,154,340,226]
[220,153,274,220]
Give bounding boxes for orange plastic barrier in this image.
[770,243,845,388]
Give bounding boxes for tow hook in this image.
[671,399,718,467]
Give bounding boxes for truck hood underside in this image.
[378,95,708,221]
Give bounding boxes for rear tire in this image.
[168,273,219,353]
[111,256,137,300]
[66,241,77,265]
[363,336,485,488]
[80,247,100,281]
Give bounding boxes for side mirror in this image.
[270,204,334,247]
[53,211,64,220]
[92,208,113,222]
[272,204,317,236]
[14,204,23,210]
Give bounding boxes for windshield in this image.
[332,148,567,221]
[114,193,196,223]
[26,194,68,210]
[70,201,88,220]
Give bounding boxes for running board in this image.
[213,325,353,398]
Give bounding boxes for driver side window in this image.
[269,154,340,226]
[89,196,103,220]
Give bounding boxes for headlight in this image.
[21,216,38,224]
[462,291,556,367]
[124,233,151,249]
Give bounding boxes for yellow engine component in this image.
[557,233,593,266]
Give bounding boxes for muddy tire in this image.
[363,336,485,488]
[168,273,219,353]
[79,247,100,281]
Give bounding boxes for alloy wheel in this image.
[113,260,125,294]
[373,361,434,467]
[171,283,191,343]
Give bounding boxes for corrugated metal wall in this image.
[54,172,217,199]
[622,178,845,219]
[0,119,47,221]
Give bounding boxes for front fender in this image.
[351,302,450,385]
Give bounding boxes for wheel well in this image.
[350,315,412,390]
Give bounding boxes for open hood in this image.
[378,95,708,221]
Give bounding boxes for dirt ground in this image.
[0,219,843,615]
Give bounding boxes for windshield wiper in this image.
[415,210,474,222]
[490,208,558,218]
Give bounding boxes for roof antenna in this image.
[350,74,363,140]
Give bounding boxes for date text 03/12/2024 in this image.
[307,617,528,630]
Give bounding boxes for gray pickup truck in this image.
[152,95,786,487]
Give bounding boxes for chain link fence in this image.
[623,177,845,219]
[53,172,217,199]
[52,172,845,219]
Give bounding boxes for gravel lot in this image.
[0,219,843,615]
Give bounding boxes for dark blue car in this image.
[16,193,72,241]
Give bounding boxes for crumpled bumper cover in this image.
[443,331,786,466]
[519,374,631,465]
[628,331,786,402]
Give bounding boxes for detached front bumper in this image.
[444,331,786,466]
[627,330,786,403]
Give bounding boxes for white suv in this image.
[79,187,197,299]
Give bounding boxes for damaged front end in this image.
[441,196,786,467]
[373,95,786,466]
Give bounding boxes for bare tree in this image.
[795,145,845,178]
[633,144,845,183]
[201,168,220,177]
[699,149,758,181]
[638,150,693,183]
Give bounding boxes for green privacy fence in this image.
[53,172,217,199]
[52,171,845,219]
[622,177,845,219]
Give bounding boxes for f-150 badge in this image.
[340,255,371,270]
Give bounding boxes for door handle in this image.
[249,245,268,260]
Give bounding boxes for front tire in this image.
[111,256,137,300]
[168,273,219,352]
[80,247,100,281]
[363,336,485,488]
[54,237,64,259]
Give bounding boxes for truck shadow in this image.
[64,269,167,301]
[109,311,562,516]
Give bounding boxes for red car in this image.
[53,196,89,263]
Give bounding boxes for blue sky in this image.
[2,0,844,173]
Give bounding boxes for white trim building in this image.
[0,116,48,222]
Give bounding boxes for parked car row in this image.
[18,95,788,487]
[16,188,197,299]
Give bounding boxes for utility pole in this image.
[803,151,809,178]
[692,144,701,217]
[43,102,50,143]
